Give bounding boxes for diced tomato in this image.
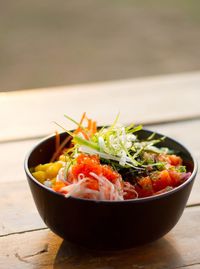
[168,170,182,186]
[136,176,154,198]
[167,155,182,166]
[151,170,172,192]
[124,191,136,200]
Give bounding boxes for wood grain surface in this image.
[1,72,200,142]
[0,72,199,269]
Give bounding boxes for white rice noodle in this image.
[123,182,138,199]
[61,178,94,198]
[89,172,124,201]
[60,171,124,201]
[56,167,66,182]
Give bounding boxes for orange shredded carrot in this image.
[92,121,97,134]
[51,113,94,162]
[50,135,72,162]
[73,112,92,139]
[79,112,86,125]
[74,112,86,133]
[88,119,92,130]
[79,130,90,140]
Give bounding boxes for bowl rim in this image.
[24,129,198,204]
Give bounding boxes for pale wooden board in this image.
[0,139,39,183]
[0,181,46,236]
[0,206,200,269]
[147,120,200,155]
[0,72,200,142]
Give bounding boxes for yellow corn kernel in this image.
[59,155,66,162]
[32,171,47,183]
[35,163,52,172]
[46,162,63,179]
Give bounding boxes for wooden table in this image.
[0,72,200,269]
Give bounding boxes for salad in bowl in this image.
[31,113,191,201]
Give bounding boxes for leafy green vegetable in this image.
[57,114,186,177]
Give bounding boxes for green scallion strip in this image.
[73,136,100,151]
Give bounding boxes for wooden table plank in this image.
[0,139,38,183]
[1,206,200,269]
[0,72,200,142]
[148,120,200,156]
[0,181,46,236]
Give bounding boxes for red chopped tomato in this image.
[168,170,182,186]
[151,170,172,192]
[136,176,154,198]
[167,155,182,166]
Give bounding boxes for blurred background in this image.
[1,0,200,92]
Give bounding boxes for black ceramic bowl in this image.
[24,130,197,250]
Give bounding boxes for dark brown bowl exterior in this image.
[24,130,197,249]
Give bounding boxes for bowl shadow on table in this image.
[53,237,183,269]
